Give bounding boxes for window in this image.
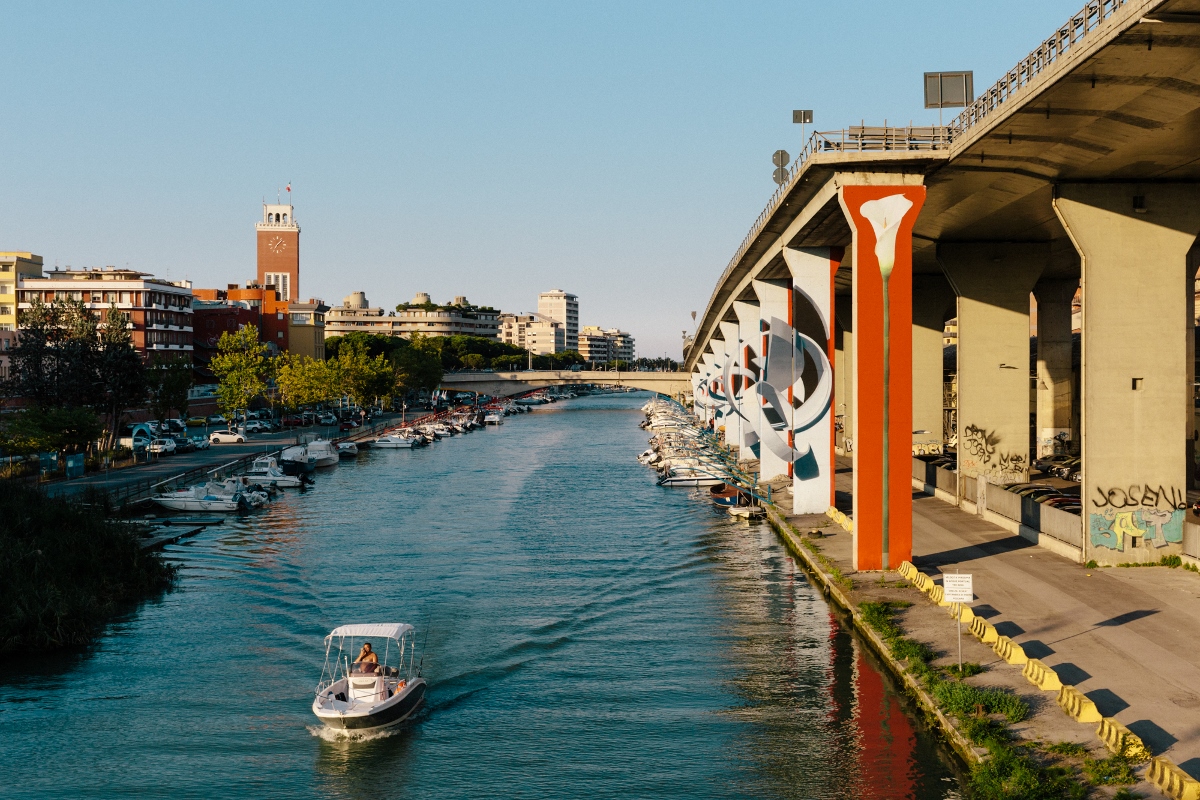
[120,292,130,304]
[277,331,283,339]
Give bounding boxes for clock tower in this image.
[256,203,300,301]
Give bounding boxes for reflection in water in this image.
[0,395,962,799]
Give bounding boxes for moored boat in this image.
[373,434,415,449]
[337,442,360,458]
[307,439,339,468]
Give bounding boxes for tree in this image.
[147,354,193,424]
[3,298,101,410]
[0,407,104,456]
[97,305,148,448]
[462,353,485,370]
[333,335,395,407]
[210,325,268,419]
[275,352,333,411]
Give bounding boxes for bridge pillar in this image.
[1054,184,1200,564]
[732,298,762,463]
[1033,277,1079,458]
[912,275,955,455]
[839,184,926,571]
[751,279,793,483]
[834,294,854,456]
[940,242,1046,487]
[719,320,743,454]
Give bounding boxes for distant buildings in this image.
[538,289,578,351]
[499,312,564,355]
[579,325,635,363]
[18,267,194,359]
[0,252,43,333]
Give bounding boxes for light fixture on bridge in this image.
[924,71,974,128]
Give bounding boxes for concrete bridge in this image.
[439,370,691,399]
[687,0,1200,569]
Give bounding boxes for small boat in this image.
[243,456,303,488]
[338,442,360,458]
[281,444,317,475]
[373,434,415,449]
[307,439,339,468]
[483,412,503,425]
[153,484,243,512]
[728,505,766,520]
[709,483,747,507]
[312,623,428,733]
[657,470,726,488]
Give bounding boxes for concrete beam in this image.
[940,242,1048,485]
[1054,183,1200,565]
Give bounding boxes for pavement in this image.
[772,455,1200,791]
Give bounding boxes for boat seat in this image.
[349,676,384,702]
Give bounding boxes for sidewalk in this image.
[770,456,1200,793]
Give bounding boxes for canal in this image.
[0,393,964,798]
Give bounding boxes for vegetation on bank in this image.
[0,482,176,653]
[856,600,1137,799]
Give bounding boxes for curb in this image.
[1057,685,1103,724]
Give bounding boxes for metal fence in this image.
[106,450,281,508]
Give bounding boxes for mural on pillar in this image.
[960,423,1028,483]
[722,346,761,456]
[1089,484,1187,552]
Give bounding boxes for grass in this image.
[796,534,854,591]
[945,661,984,679]
[1082,755,1137,786]
[1112,789,1144,800]
[0,482,176,653]
[1044,742,1088,758]
[1117,554,1185,568]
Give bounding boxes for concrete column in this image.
[939,243,1047,485]
[912,275,955,454]
[733,298,762,462]
[1054,184,1200,564]
[751,280,791,482]
[834,294,854,455]
[839,183,926,571]
[718,320,742,453]
[1033,278,1078,457]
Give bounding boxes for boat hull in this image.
[314,679,427,732]
[153,496,242,512]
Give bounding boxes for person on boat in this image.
[355,642,379,672]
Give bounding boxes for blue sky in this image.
[0,1,1073,357]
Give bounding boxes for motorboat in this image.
[709,483,749,507]
[307,439,339,468]
[312,623,428,733]
[373,434,416,449]
[483,411,503,425]
[337,442,360,458]
[243,456,303,488]
[152,478,266,512]
[280,444,316,475]
[657,469,726,488]
[728,505,766,520]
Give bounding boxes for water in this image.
[0,393,963,798]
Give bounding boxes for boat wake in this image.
[306,724,403,744]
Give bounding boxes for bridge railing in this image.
[949,0,1130,137]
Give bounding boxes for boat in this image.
[280,444,317,475]
[709,483,748,507]
[483,411,503,425]
[373,434,415,449]
[307,439,339,468]
[656,469,726,488]
[337,442,360,458]
[242,456,303,488]
[312,623,428,733]
[728,505,766,520]
[152,479,262,512]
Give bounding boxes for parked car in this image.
[148,438,177,455]
[209,430,246,444]
[189,435,211,450]
[282,415,303,427]
[243,420,267,434]
[171,435,196,453]
[186,416,208,427]
[206,414,226,425]
[339,420,359,431]
[131,435,150,453]
[317,413,337,426]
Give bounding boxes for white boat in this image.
[338,442,359,458]
[307,439,339,468]
[657,470,726,488]
[373,434,415,449]
[242,456,303,488]
[153,484,244,512]
[280,444,316,475]
[312,623,428,733]
[483,412,503,425]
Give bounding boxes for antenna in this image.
[417,614,432,677]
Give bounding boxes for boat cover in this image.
[326,623,413,641]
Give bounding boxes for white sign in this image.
[942,573,973,604]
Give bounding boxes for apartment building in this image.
[499,312,564,355]
[537,289,578,351]
[0,252,44,332]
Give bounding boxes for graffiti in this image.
[912,442,942,455]
[997,453,1026,474]
[1091,484,1187,511]
[1089,507,1185,551]
[962,424,1000,463]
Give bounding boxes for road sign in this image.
[772,149,790,168]
[792,109,813,124]
[943,573,973,603]
[924,72,974,109]
[772,166,788,186]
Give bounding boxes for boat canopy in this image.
[326,623,413,642]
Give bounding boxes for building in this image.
[192,298,260,382]
[0,329,17,379]
[287,299,328,360]
[257,203,300,301]
[18,268,193,359]
[392,295,500,339]
[193,284,291,350]
[0,252,44,332]
[605,329,635,362]
[578,326,611,363]
[324,292,406,338]
[499,312,564,355]
[538,289,578,351]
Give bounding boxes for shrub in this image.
[1083,755,1136,786]
[1044,742,1088,758]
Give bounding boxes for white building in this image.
[537,289,578,352]
[579,325,635,363]
[606,328,636,362]
[499,312,564,355]
[324,292,499,340]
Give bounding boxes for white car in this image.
[209,430,246,444]
[206,414,226,425]
[243,420,267,434]
[148,438,177,455]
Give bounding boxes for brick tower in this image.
[256,203,300,301]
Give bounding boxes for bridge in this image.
[439,370,692,399]
[686,0,1200,569]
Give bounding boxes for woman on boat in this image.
[355,642,379,673]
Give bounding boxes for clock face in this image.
[268,236,287,254]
